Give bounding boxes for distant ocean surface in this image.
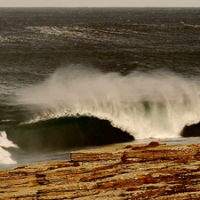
[0,8,200,169]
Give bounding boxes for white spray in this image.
[0,131,18,164]
[16,65,200,139]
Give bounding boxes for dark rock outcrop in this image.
[181,122,200,137]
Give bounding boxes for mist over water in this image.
[15,65,200,140]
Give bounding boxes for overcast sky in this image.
[0,0,199,7]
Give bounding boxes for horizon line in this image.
[0,6,199,8]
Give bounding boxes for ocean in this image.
[0,7,200,169]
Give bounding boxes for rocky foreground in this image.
[1,142,200,199]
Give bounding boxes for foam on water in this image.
[0,131,18,164]
[16,65,200,140]
[26,26,131,45]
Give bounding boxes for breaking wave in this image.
[15,65,200,140]
[8,116,133,152]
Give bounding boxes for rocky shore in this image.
[1,142,200,199]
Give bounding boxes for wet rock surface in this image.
[1,142,200,199]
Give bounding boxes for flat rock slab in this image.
[1,142,200,199]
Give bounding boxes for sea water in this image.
[0,8,200,169]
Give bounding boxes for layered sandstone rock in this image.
[1,142,200,199]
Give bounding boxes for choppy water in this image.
[0,8,200,169]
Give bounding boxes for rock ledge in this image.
[1,142,200,199]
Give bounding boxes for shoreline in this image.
[1,142,200,199]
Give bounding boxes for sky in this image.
[0,0,200,8]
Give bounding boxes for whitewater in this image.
[0,131,18,164]
[15,66,200,140]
